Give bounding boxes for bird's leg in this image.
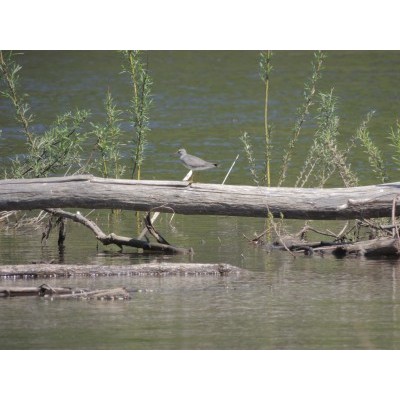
[183,170,193,183]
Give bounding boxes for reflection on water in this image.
[1,51,400,349]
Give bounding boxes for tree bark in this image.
[0,262,244,278]
[1,174,400,220]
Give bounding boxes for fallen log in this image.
[0,286,43,296]
[1,175,400,219]
[54,288,131,300]
[0,262,245,279]
[315,237,400,257]
[277,237,400,257]
[0,284,131,300]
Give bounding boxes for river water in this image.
[1,51,400,349]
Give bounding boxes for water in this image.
[2,256,400,349]
[1,50,400,349]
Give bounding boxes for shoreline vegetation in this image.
[1,50,400,258]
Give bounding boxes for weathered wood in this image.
[0,284,81,297]
[45,208,192,254]
[0,284,131,299]
[315,237,400,257]
[1,174,400,219]
[54,288,131,300]
[283,237,400,257]
[0,286,41,296]
[0,262,245,278]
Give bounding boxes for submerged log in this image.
[1,175,400,219]
[0,284,131,299]
[278,237,400,257]
[315,237,400,257]
[0,262,244,279]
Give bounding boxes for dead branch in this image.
[356,218,394,235]
[392,195,400,240]
[44,208,192,255]
[143,212,170,245]
[297,224,341,240]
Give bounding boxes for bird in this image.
[176,148,218,181]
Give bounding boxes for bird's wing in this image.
[183,154,213,168]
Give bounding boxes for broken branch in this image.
[44,208,192,254]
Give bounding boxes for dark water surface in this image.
[1,51,400,349]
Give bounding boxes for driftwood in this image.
[44,208,192,254]
[1,175,400,219]
[275,237,400,257]
[0,262,244,279]
[0,284,131,299]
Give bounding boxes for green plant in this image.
[356,110,389,183]
[90,90,125,179]
[295,90,357,188]
[11,110,90,178]
[0,50,90,179]
[389,120,400,176]
[0,51,34,146]
[259,51,273,186]
[278,51,326,187]
[240,131,260,185]
[121,50,152,180]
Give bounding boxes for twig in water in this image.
[392,195,400,240]
[336,221,350,239]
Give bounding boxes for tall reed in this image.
[278,51,325,187]
[356,110,389,183]
[91,90,125,179]
[240,131,260,185]
[259,51,273,186]
[0,51,34,145]
[121,51,152,180]
[389,120,400,170]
